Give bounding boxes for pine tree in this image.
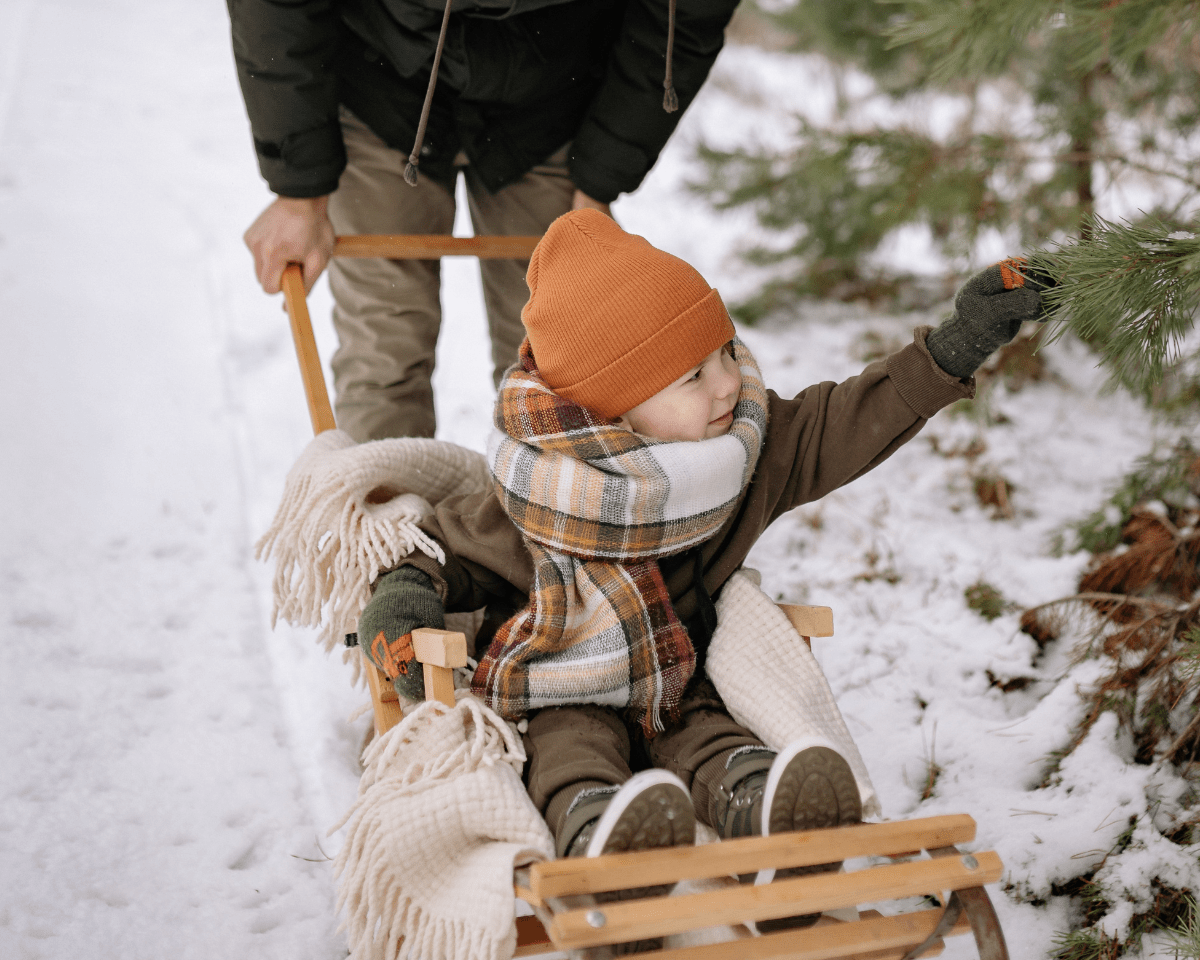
[697,0,1200,330]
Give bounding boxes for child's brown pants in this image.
[522,677,764,844]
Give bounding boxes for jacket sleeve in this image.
[227,0,347,197]
[568,0,740,203]
[762,327,975,522]
[396,490,535,615]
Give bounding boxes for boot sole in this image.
[586,770,697,867]
[755,740,863,933]
[586,770,696,955]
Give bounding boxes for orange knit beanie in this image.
[521,209,735,419]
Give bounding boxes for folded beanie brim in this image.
[555,289,735,419]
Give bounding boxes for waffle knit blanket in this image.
[706,569,881,818]
[254,428,492,677]
[333,695,554,960]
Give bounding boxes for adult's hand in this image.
[571,188,613,220]
[243,195,335,294]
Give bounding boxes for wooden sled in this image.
[277,237,1011,960]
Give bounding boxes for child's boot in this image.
[555,770,696,954]
[709,739,862,933]
[558,769,696,863]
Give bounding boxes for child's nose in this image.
[717,364,741,398]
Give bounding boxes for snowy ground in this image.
[1,3,1196,960]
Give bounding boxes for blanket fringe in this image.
[255,430,491,678]
[351,695,527,793]
[333,696,552,960]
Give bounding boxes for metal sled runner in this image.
[277,236,1011,960]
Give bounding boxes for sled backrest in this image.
[405,619,1008,960]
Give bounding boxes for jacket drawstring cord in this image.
[405,0,454,186]
[409,0,675,181]
[663,0,678,112]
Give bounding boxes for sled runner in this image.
[276,240,1011,960]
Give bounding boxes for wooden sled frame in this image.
[277,237,1011,960]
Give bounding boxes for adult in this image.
[230,0,742,441]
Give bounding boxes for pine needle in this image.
[1156,894,1200,960]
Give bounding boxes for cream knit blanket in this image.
[706,570,881,819]
[254,429,491,676]
[333,695,554,960]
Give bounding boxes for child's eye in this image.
[688,367,703,382]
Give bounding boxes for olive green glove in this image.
[356,566,445,701]
[926,259,1055,379]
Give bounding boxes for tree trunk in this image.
[1071,67,1100,240]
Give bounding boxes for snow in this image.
[1,4,1196,959]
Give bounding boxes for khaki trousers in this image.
[327,109,576,440]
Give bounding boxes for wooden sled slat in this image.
[412,627,467,708]
[508,901,976,960]
[513,914,554,957]
[632,908,967,960]
[362,657,404,735]
[545,851,1002,948]
[528,815,977,899]
[779,603,834,639]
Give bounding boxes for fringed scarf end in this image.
[255,430,489,668]
[332,698,549,960]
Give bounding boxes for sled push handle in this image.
[280,266,336,435]
[280,234,541,436]
[332,234,541,260]
[279,235,542,730]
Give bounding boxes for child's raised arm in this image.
[759,259,1053,520]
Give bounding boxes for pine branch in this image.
[887,0,1200,82]
[1051,151,1200,193]
[700,1,1200,352]
[1029,216,1200,395]
[1064,0,1200,72]
[885,0,1048,83]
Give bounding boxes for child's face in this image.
[615,343,742,442]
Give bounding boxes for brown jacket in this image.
[405,328,972,647]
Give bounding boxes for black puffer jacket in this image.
[227,0,740,203]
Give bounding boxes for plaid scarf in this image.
[471,339,768,733]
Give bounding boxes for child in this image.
[357,210,1048,920]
